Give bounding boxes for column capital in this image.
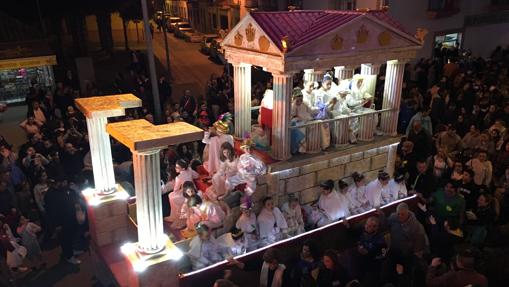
[231,62,252,68]
[131,149,160,156]
[387,59,408,65]
[270,71,295,78]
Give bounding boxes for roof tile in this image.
[250,10,412,52]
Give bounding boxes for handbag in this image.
[6,241,27,268]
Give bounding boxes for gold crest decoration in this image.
[245,23,256,42]
[330,35,343,50]
[378,31,391,46]
[356,24,369,44]
[258,35,270,52]
[414,28,428,44]
[234,31,243,47]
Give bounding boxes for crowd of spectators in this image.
[1,42,509,287]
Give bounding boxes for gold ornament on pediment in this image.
[245,23,256,42]
[378,31,391,46]
[258,35,270,52]
[356,24,369,44]
[234,31,243,46]
[330,35,343,50]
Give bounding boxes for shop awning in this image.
[0,55,57,71]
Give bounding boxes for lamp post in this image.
[162,2,171,79]
[141,0,162,123]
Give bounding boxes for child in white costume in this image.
[225,138,266,197]
[281,195,305,236]
[383,172,408,204]
[235,198,259,251]
[347,172,370,214]
[365,171,391,209]
[202,113,234,176]
[257,196,288,246]
[207,142,238,200]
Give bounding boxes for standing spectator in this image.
[426,249,488,287]
[19,117,43,138]
[431,181,466,224]
[227,248,290,287]
[466,149,493,187]
[312,249,351,287]
[179,89,197,124]
[385,202,429,283]
[16,216,44,270]
[407,121,433,159]
[44,179,82,265]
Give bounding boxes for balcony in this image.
[427,0,460,19]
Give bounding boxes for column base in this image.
[82,184,130,206]
[121,236,183,273]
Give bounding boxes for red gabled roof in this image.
[250,10,413,52]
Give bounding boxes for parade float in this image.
[77,9,422,287]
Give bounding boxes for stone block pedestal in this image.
[85,185,130,247]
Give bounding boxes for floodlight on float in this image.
[82,184,130,206]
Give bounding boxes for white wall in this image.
[463,23,509,57]
[388,0,508,59]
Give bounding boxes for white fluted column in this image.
[132,149,165,254]
[381,60,406,135]
[386,143,398,177]
[86,117,116,194]
[334,66,354,80]
[271,72,293,160]
[361,63,381,75]
[233,63,252,138]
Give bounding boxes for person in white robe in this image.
[337,179,354,212]
[281,195,305,236]
[312,75,336,149]
[316,180,349,227]
[290,89,314,154]
[257,196,288,246]
[258,88,274,145]
[365,171,391,209]
[225,139,266,197]
[206,142,238,200]
[347,172,370,214]
[235,198,259,251]
[203,113,234,176]
[302,80,316,108]
[383,173,408,205]
[168,160,199,227]
[187,223,227,270]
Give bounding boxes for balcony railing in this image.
[289,108,394,152]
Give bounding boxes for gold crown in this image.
[245,23,256,42]
[378,31,391,46]
[356,24,369,44]
[234,31,243,46]
[330,34,343,50]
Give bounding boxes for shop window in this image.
[433,31,462,58]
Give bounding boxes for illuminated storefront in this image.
[0,51,56,104]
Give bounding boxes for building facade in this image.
[302,0,509,59]
[165,0,279,34]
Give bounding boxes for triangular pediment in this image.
[222,14,283,56]
[287,15,421,58]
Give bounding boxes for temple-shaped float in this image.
[78,9,423,287]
